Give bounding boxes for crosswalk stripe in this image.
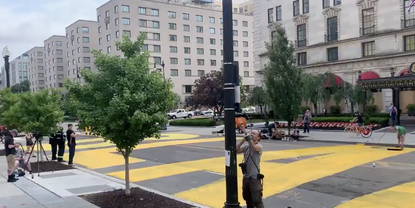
[334,181,415,208]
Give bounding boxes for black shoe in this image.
[11,174,19,180]
[52,158,57,161]
[58,160,66,162]
[7,175,17,182]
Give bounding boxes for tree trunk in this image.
[124,154,131,196]
[288,121,291,136]
[259,105,263,115]
[313,103,318,117]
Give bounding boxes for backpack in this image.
[392,107,396,113]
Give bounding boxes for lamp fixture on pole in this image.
[390,67,395,77]
[2,46,11,88]
[357,70,362,79]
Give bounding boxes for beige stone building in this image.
[27,47,45,92]
[65,20,99,82]
[254,0,415,114]
[96,0,255,101]
[43,35,66,89]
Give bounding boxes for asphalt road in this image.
[40,134,415,208]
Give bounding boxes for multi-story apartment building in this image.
[65,20,99,82]
[27,47,45,92]
[9,53,29,86]
[254,0,415,113]
[96,0,255,101]
[234,0,253,15]
[44,35,66,89]
[0,67,5,89]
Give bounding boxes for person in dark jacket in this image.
[50,127,66,162]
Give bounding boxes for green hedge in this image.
[169,118,216,126]
[311,117,389,126]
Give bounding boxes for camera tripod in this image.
[26,135,54,177]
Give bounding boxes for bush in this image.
[406,104,415,111]
[366,105,377,113]
[169,118,216,126]
[300,106,310,113]
[330,105,341,115]
[311,117,389,126]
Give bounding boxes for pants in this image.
[303,123,310,133]
[242,177,264,208]
[50,139,57,160]
[57,139,65,161]
[68,144,76,164]
[6,154,15,172]
[391,114,397,126]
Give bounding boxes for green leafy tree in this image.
[248,86,267,115]
[0,89,22,129]
[169,93,182,111]
[263,26,302,134]
[65,33,175,196]
[11,80,30,93]
[1,89,63,136]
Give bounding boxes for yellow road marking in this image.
[174,146,414,208]
[335,181,415,208]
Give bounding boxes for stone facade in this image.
[254,0,415,113]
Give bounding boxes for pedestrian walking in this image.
[66,124,77,166]
[303,110,311,133]
[389,103,398,126]
[236,125,264,208]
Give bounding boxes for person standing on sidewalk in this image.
[66,124,77,166]
[4,129,19,182]
[389,103,398,126]
[303,110,311,133]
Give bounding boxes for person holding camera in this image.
[236,125,264,208]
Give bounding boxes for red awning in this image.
[399,67,409,76]
[360,71,380,80]
[323,74,343,87]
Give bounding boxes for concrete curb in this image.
[299,138,415,148]
[73,166,211,208]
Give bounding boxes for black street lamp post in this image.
[223,0,241,207]
[154,61,166,79]
[2,46,11,88]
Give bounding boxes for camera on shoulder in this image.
[239,162,247,174]
[257,173,264,180]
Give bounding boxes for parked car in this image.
[201,109,214,115]
[167,109,194,119]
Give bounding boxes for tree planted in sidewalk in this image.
[248,86,267,115]
[263,25,302,134]
[65,33,175,196]
[1,89,63,136]
[11,80,30,94]
[0,89,22,129]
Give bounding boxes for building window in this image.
[56,41,62,46]
[327,47,338,61]
[243,71,249,77]
[83,57,91,63]
[82,27,89,33]
[243,61,249,67]
[196,37,204,44]
[151,9,159,16]
[138,7,146,14]
[184,36,190,42]
[210,49,216,55]
[123,30,131,37]
[122,17,130,25]
[169,35,177,41]
[184,58,191,65]
[184,47,191,54]
[327,16,338,41]
[233,41,238,46]
[209,17,215,23]
[210,38,216,45]
[83,47,90,53]
[209,28,215,34]
[196,70,205,77]
[185,70,192,76]
[243,51,249,57]
[197,59,204,65]
[154,57,161,64]
[196,26,203,33]
[185,85,192,93]
[197,48,204,54]
[362,41,375,57]
[107,46,111,54]
[268,8,274,23]
[404,0,415,27]
[196,15,203,22]
[243,21,248,27]
[243,31,248,37]
[233,20,238,26]
[333,0,341,6]
[168,11,176,18]
[170,46,178,53]
[210,60,216,66]
[233,30,238,36]
[183,13,189,20]
[170,69,178,76]
[184,25,190,31]
[82,37,90,43]
[303,0,309,14]
[362,8,375,35]
[297,52,307,66]
[297,24,306,47]
[169,23,177,30]
[139,19,147,27]
[106,34,111,41]
[323,0,330,8]
[293,0,300,16]
[276,6,282,21]
[153,45,161,52]
[152,21,159,28]
[121,5,130,12]
[404,35,415,51]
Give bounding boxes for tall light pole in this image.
[2,46,11,88]
[222,0,241,207]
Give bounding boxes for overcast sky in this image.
[0,0,250,68]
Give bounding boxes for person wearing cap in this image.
[4,129,19,182]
